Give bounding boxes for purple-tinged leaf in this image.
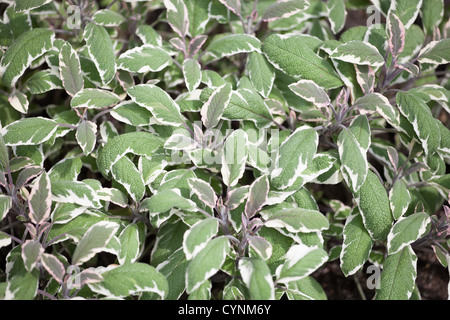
[248,235,272,260]
[218,0,241,16]
[76,269,104,288]
[201,83,232,129]
[169,37,186,53]
[288,79,330,109]
[0,195,12,223]
[15,166,43,189]
[227,185,249,210]
[188,35,208,57]
[386,146,399,172]
[396,62,419,76]
[28,171,52,225]
[245,175,269,218]
[21,240,44,272]
[387,13,406,59]
[355,65,375,94]
[41,253,65,283]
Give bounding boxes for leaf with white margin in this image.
[348,114,371,152]
[354,92,400,128]
[76,121,97,156]
[183,217,219,260]
[0,231,12,249]
[421,0,444,36]
[337,127,368,193]
[387,212,430,255]
[238,258,275,300]
[183,58,202,92]
[389,179,411,220]
[14,0,52,12]
[25,70,63,95]
[245,175,269,218]
[271,126,318,190]
[340,208,373,277]
[221,129,248,187]
[21,240,43,272]
[288,79,331,109]
[188,178,217,209]
[59,41,84,97]
[28,171,51,225]
[262,0,309,22]
[156,248,188,300]
[111,156,145,203]
[71,221,119,265]
[136,25,162,47]
[97,131,163,177]
[375,245,418,300]
[5,247,39,300]
[89,262,168,299]
[285,277,327,300]
[226,185,249,210]
[83,23,116,85]
[118,224,141,265]
[388,0,423,29]
[248,236,273,261]
[40,253,65,283]
[262,207,329,233]
[387,13,405,59]
[354,170,393,241]
[262,33,343,90]
[396,91,441,156]
[51,181,101,209]
[217,0,241,16]
[186,236,230,293]
[140,189,197,215]
[201,83,232,129]
[418,38,450,65]
[0,117,58,146]
[110,101,153,127]
[206,34,261,60]
[117,45,172,73]
[331,40,384,67]
[327,0,347,34]
[247,52,275,98]
[8,91,28,114]
[127,84,186,127]
[0,195,11,223]
[92,9,126,27]
[0,28,54,88]
[164,0,189,38]
[276,244,328,284]
[71,88,121,109]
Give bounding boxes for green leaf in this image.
[186,236,230,293]
[8,91,28,114]
[25,70,63,95]
[92,9,126,27]
[238,258,275,300]
[49,157,82,183]
[201,83,232,129]
[376,246,418,300]
[354,93,400,128]
[21,240,43,272]
[127,84,186,127]
[59,41,84,97]
[387,212,430,255]
[245,175,270,218]
[396,91,441,155]
[83,23,116,85]
[111,156,145,203]
[164,0,189,38]
[40,253,65,283]
[89,263,168,299]
[286,276,327,300]
[221,129,248,187]
[262,0,309,22]
[419,38,450,65]
[71,88,121,109]
[388,0,423,29]
[263,34,343,90]
[97,131,163,177]
[262,207,329,233]
[76,120,97,156]
[183,58,202,92]
[389,180,411,220]
[355,170,393,241]
[14,0,52,12]
[71,221,119,265]
[118,224,141,265]
[110,101,153,127]
[28,172,51,225]
[387,13,406,59]
[247,52,274,98]
[118,45,172,73]
[337,128,368,193]
[289,79,331,108]
[271,126,318,190]
[5,248,39,300]
[0,195,12,222]
[421,0,444,35]
[51,181,101,208]
[155,248,188,300]
[348,115,371,152]
[207,34,261,60]
[217,0,241,16]
[0,28,54,88]
[183,217,219,260]
[140,189,197,215]
[0,117,58,146]
[327,0,347,34]
[187,178,217,209]
[185,0,212,37]
[340,208,373,276]
[276,245,328,284]
[331,40,385,67]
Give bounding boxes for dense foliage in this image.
[0,0,450,300]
